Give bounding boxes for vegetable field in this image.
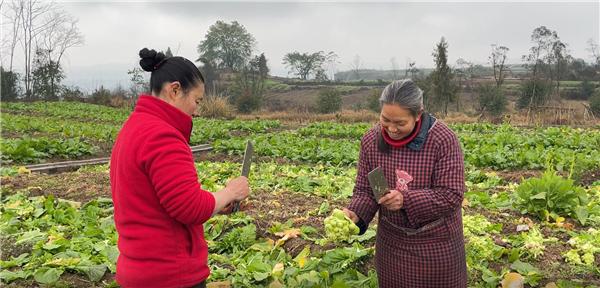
[1,102,599,287]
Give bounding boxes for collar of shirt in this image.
[134,95,193,143]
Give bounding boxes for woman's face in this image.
[162,81,205,117]
[380,103,421,140]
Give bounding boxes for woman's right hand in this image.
[225,176,250,202]
[212,176,250,216]
[342,208,359,224]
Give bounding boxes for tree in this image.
[282,51,334,80]
[550,40,569,99]
[315,69,328,81]
[3,0,82,100]
[127,67,147,100]
[18,0,58,100]
[477,84,507,116]
[565,58,597,81]
[197,20,256,71]
[407,61,419,79]
[523,26,557,79]
[455,58,479,93]
[325,52,340,81]
[586,38,600,68]
[61,85,85,102]
[589,89,600,117]
[231,53,269,113]
[316,88,342,113]
[366,88,382,112]
[256,53,269,78]
[2,0,24,71]
[38,10,84,100]
[430,37,457,116]
[350,55,362,80]
[1,66,21,101]
[489,44,510,87]
[521,26,561,111]
[455,58,468,91]
[414,75,433,108]
[517,79,553,109]
[198,57,218,94]
[31,48,64,100]
[578,80,596,100]
[89,86,112,106]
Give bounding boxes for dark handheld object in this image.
[232,141,253,212]
[367,167,389,201]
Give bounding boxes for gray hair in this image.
[379,79,424,117]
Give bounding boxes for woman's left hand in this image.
[378,189,404,211]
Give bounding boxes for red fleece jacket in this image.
[110,95,216,288]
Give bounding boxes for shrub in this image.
[366,89,381,112]
[316,88,342,114]
[198,95,234,119]
[517,79,552,109]
[512,170,590,225]
[477,84,507,116]
[589,88,600,117]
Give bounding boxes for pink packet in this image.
[395,169,413,191]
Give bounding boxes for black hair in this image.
[138,48,204,95]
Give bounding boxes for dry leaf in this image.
[293,216,308,224]
[6,200,22,209]
[275,228,301,242]
[207,281,231,288]
[562,222,575,230]
[501,272,524,288]
[518,217,534,228]
[272,262,284,277]
[275,228,301,246]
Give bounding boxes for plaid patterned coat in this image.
[348,114,467,287]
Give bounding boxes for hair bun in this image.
[139,48,166,72]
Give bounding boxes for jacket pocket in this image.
[380,216,450,244]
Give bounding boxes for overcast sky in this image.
[4,1,599,91]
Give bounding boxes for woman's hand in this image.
[378,189,404,211]
[213,176,250,215]
[342,208,359,223]
[225,176,250,201]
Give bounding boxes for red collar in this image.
[134,95,193,142]
[381,118,423,148]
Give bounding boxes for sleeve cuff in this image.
[400,189,418,227]
[356,216,368,235]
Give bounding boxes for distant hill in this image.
[334,64,528,81]
[334,69,433,81]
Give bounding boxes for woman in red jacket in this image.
[343,79,467,287]
[110,48,249,288]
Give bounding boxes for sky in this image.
[2,1,599,91]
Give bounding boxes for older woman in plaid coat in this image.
[344,79,467,287]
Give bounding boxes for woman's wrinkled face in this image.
[161,81,204,117]
[380,103,421,140]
